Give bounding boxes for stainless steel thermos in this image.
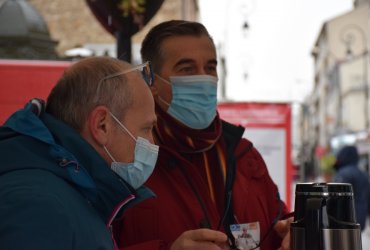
[290,183,362,250]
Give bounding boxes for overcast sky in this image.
[199,0,353,102]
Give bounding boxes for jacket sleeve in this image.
[235,138,289,212]
[0,191,74,250]
[232,138,289,250]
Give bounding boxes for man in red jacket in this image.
[114,20,291,250]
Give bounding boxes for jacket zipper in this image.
[107,194,136,250]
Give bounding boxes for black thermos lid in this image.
[293,182,357,226]
[295,182,353,196]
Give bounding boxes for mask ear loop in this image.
[103,146,116,162]
[154,74,172,107]
[157,96,171,107]
[155,74,171,85]
[109,112,136,142]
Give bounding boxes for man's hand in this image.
[170,228,228,250]
[274,217,293,250]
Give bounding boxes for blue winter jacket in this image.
[334,145,370,230]
[0,101,154,250]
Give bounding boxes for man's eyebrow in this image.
[174,58,195,68]
[174,58,218,68]
[208,59,218,65]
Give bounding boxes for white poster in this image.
[243,128,287,203]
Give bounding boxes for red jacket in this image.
[114,121,288,250]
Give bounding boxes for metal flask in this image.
[290,183,362,250]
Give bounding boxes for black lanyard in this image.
[176,160,213,229]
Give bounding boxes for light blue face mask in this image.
[104,112,159,189]
[158,75,218,129]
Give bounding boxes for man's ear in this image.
[84,106,112,146]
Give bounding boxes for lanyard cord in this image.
[173,150,240,242]
[220,142,254,248]
[219,151,238,248]
[217,190,233,230]
[177,158,236,235]
[159,144,214,229]
[176,161,213,229]
[177,156,239,245]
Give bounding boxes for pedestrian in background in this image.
[333,145,370,231]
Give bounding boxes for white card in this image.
[230,222,260,250]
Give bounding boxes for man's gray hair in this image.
[46,57,133,131]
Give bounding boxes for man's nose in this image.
[197,66,207,75]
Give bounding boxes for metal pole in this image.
[116,31,132,62]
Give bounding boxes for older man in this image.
[0,57,160,250]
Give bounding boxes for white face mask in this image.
[104,112,159,189]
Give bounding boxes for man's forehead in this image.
[162,35,215,52]
[162,37,216,58]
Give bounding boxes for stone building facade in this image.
[300,1,370,179]
[28,0,198,58]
